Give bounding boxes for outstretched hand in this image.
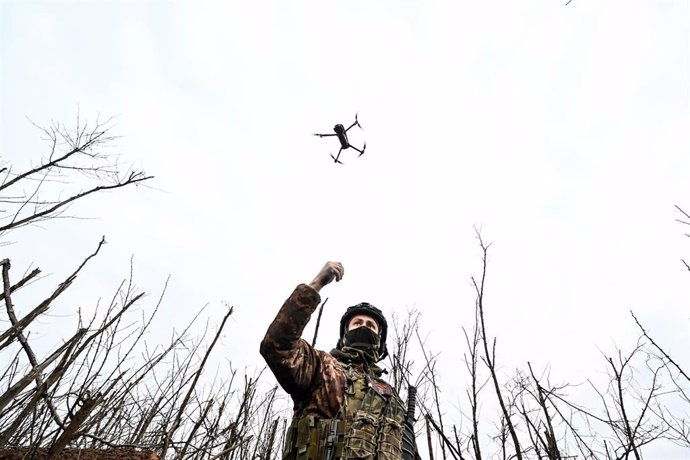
[308,261,344,292]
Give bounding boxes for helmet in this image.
[337,302,388,360]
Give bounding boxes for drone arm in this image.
[313,133,337,137]
[350,144,366,156]
[344,120,358,132]
[330,147,344,164]
[345,113,361,132]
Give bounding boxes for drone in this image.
[313,114,366,164]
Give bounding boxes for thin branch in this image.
[630,311,690,383]
[0,171,153,234]
[311,297,328,347]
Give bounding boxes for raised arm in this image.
[259,262,344,397]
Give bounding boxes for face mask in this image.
[342,326,381,352]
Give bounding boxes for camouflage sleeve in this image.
[260,283,323,398]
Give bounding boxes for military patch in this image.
[370,379,393,395]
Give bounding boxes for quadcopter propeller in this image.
[357,142,366,157]
[330,148,344,164]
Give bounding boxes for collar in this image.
[330,347,385,378]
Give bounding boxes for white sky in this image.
[1,1,689,458]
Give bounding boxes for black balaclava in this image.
[342,326,381,351]
[338,326,381,364]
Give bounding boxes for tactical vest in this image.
[283,363,406,460]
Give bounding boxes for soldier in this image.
[260,261,419,460]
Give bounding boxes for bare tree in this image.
[471,229,523,460]
[0,117,286,460]
[462,296,488,460]
[411,224,690,460]
[0,115,151,239]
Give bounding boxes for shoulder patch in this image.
[370,379,393,395]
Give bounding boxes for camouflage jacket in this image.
[259,283,394,419]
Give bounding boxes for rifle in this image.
[402,385,421,460]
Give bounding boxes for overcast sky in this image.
[1,1,689,458]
